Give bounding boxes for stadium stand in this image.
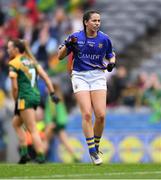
[96,0,161,54]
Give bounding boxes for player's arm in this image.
[57,45,68,60]
[37,65,54,93]
[9,70,18,101]
[58,35,77,60]
[106,52,116,72]
[21,39,60,103]
[37,65,60,103]
[109,52,116,63]
[25,43,53,93]
[105,37,116,72]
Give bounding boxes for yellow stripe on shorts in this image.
[18,99,25,110]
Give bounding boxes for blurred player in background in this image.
[44,83,80,162]
[58,10,116,165]
[7,39,60,164]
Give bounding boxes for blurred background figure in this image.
[31,21,58,70]
[135,71,149,95]
[142,73,161,123]
[50,7,72,44]
[44,84,80,163]
[107,66,129,106]
[0,0,161,163]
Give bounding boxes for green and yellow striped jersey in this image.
[9,54,40,101]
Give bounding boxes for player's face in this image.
[85,13,101,33]
[7,41,17,60]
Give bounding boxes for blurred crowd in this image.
[0,0,94,108]
[107,66,161,122]
[0,0,161,162]
[0,0,95,162]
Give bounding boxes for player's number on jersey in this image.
[29,68,36,87]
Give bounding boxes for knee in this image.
[82,112,92,123]
[27,126,37,134]
[26,122,37,134]
[95,113,105,124]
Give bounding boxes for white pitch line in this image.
[11,171,161,179]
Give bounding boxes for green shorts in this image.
[15,97,40,115]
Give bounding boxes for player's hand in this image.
[107,62,116,72]
[50,92,60,104]
[64,36,78,48]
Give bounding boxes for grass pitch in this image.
[0,163,160,179]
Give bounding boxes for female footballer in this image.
[8,39,59,163]
[58,10,116,165]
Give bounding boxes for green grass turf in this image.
[0,163,161,179]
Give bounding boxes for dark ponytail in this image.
[10,38,38,64]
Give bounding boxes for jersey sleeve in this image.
[105,37,115,59]
[8,60,20,78]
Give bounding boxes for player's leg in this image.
[58,129,80,162]
[12,115,26,147]
[12,115,30,163]
[72,72,93,138]
[72,71,102,164]
[75,91,93,137]
[45,123,55,139]
[91,90,107,153]
[35,106,49,153]
[20,108,45,163]
[75,91,101,165]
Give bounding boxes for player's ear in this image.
[84,20,88,26]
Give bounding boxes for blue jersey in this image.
[66,30,114,71]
